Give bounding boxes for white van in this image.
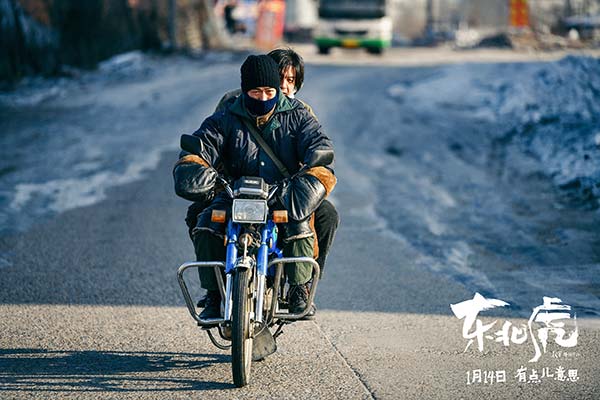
[314,0,392,54]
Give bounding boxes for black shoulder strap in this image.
[239,117,291,179]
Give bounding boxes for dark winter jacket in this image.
[173,91,336,223]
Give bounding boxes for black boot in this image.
[196,294,207,308]
[287,284,315,317]
[199,290,221,319]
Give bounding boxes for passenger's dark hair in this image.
[268,48,304,93]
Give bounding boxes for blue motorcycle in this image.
[177,135,330,387]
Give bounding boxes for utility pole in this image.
[425,0,434,38]
[169,0,177,50]
[564,0,573,18]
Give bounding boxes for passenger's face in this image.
[280,66,296,97]
[247,86,277,101]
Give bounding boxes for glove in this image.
[277,173,326,222]
[173,162,218,203]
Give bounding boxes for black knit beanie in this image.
[240,55,280,93]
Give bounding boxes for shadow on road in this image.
[0,348,233,392]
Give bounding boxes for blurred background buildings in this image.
[1,0,600,81]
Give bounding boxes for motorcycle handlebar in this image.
[216,176,235,199]
[216,175,279,201]
[218,164,311,201]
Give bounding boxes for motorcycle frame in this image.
[177,217,320,329]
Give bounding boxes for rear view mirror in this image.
[180,134,204,155]
[306,149,334,167]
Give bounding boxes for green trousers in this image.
[193,230,315,291]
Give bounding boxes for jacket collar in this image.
[256,106,275,128]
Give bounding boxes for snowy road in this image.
[1,48,599,398]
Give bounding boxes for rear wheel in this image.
[231,268,253,387]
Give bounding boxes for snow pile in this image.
[0,76,69,107]
[389,56,600,206]
[98,51,146,74]
[0,51,153,108]
[487,56,600,122]
[495,56,600,206]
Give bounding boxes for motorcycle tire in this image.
[231,268,253,387]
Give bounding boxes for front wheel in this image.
[231,268,253,387]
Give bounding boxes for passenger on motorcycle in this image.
[173,55,337,319]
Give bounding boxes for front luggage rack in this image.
[177,257,320,326]
[177,261,227,327]
[268,257,320,321]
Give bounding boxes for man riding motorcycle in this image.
[173,55,337,319]
[187,48,339,280]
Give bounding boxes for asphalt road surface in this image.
[1,47,599,399]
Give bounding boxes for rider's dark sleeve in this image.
[190,113,227,167]
[172,114,226,202]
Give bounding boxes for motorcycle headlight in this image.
[232,199,268,223]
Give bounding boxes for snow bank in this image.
[495,56,600,206]
[98,51,146,74]
[0,51,152,108]
[390,55,600,207]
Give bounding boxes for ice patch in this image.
[10,149,163,214]
[0,83,65,107]
[0,254,12,269]
[428,183,456,208]
[415,241,496,293]
[387,84,406,98]
[98,51,145,73]
[507,263,600,316]
[423,213,446,236]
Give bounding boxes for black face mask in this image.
[243,92,279,116]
